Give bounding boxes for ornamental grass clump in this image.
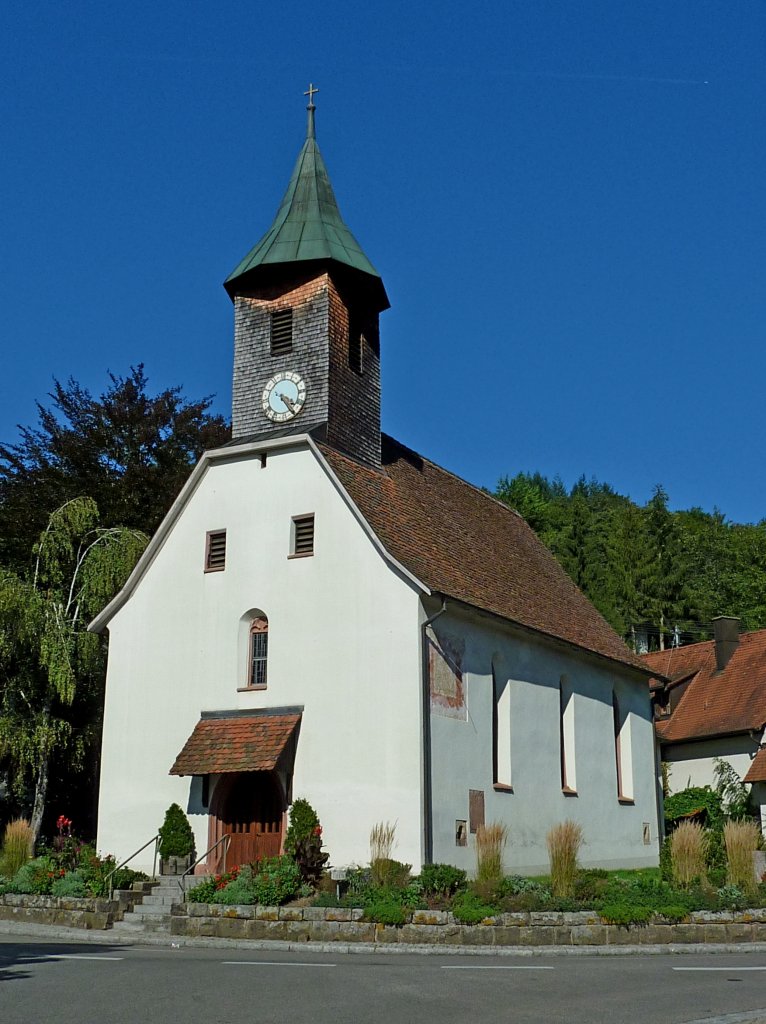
[370,821,396,862]
[724,819,760,893]
[670,821,708,887]
[547,820,583,898]
[475,823,508,883]
[0,819,34,878]
[370,821,399,887]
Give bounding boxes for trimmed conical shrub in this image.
[158,803,195,859]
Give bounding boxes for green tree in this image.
[0,366,229,570]
[495,473,552,534]
[0,498,146,842]
[643,485,691,648]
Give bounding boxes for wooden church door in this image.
[209,771,285,870]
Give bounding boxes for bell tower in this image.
[225,88,389,467]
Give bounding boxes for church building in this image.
[92,95,660,876]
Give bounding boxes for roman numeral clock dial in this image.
[262,371,307,423]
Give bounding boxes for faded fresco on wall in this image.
[428,628,466,720]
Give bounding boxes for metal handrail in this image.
[178,833,231,897]
[105,833,160,900]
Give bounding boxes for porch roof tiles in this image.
[169,711,301,776]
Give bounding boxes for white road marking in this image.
[221,961,336,968]
[441,965,554,970]
[672,966,766,972]
[29,955,124,962]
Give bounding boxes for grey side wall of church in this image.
[426,603,660,875]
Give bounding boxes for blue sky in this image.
[1,2,764,522]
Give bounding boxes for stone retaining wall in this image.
[170,904,766,947]
[0,887,146,931]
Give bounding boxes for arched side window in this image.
[248,616,269,689]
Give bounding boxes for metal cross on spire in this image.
[304,83,318,139]
[304,83,319,108]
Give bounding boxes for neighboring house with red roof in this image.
[643,618,766,831]
[91,100,660,876]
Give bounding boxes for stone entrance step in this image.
[114,874,200,935]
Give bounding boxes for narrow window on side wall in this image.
[249,617,269,688]
[492,661,512,790]
[560,677,576,794]
[613,691,634,802]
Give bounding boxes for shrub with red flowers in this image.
[186,866,240,903]
[3,818,148,897]
[186,857,302,906]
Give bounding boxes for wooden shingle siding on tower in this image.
[232,275,330,440]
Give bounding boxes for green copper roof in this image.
[225,106,386,302]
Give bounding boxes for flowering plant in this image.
[56,815,73,835]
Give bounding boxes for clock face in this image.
[262,371,307,423]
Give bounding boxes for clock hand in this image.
[278,391,297,413]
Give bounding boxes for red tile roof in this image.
[319,435,646,673]
[169,712,300,776]
[744,747,766,783]
[643,629,766,743]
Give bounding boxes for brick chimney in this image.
[712,616,740,672]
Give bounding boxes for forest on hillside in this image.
[495,472,766,650]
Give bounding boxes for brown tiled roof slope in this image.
[643,629,766,743]
[744,747,766,784]
[170,712,300,776]
[319,435,646,673]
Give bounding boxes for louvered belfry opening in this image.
[205,529,227,571]
[270,308,293,355]
[292,514,315,556]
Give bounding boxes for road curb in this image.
[3,920,766,957]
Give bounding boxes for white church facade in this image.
[92,98,660,876]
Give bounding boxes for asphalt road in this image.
[2,934,766,1024]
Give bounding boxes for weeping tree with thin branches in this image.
[0,497,146,843]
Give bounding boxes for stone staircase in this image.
[112,876,191,935]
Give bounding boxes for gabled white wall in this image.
[662,735,759,793]
[428,605,660,875]
[97,443,423,873]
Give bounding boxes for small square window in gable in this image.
[270,308,293,356]
[290,514,315,557]
[428,630,465,719]
[205,530,226,572]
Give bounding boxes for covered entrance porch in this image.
[170,706,302,871]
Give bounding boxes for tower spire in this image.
[304,82,318,139]
[224,86,388,311]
